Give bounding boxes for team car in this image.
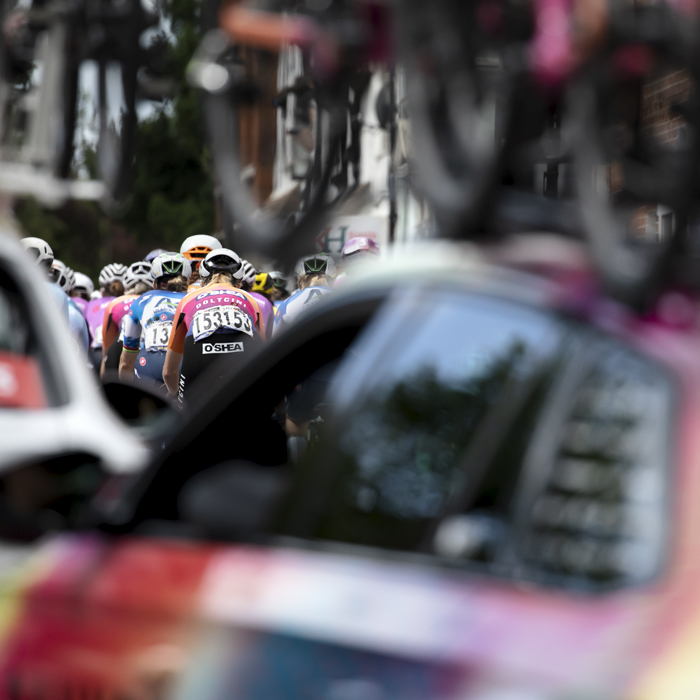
[0,240,696,700]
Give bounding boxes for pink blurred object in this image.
[530,0,576,88]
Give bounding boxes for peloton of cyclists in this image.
[19,230,352,409]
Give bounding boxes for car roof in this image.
[332,236,594,311]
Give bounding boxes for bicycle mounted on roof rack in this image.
[188,0,389,268]
[192,0,700,309]
[0,0,172,207]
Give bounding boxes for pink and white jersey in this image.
[168,284,264,354]
[110,296,136,332]
[84,296,115,348]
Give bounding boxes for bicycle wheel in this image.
[95,55,137,202]
[397,0,514,237]
[196,20,350,266]
[570,4,700,307]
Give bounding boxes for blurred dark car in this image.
[0,239,694,700]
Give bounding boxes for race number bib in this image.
[192,305,253,343]
[144,320,173,351]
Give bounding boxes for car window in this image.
[273,290,672,590]
[516,339,672,587]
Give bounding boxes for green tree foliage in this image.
[14,0,215,281]
[123,0,216,250]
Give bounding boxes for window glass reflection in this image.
[278,294,568,552]
[274,291,671,590]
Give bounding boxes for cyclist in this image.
[84,263,127,372]
[20,237,69,322]
[20,237,53,272]
[101,261,153,380]
[241,262,274,334]
[51,260,89,357]
[19,238,92,362]
[268,271,291,307]
[163,249,264,402]
[70,272,94,316]
[120,253,191,388]
[180,234,222,289]
[335,236,380,287]
[273,253,336,337]
[252,271,275,300]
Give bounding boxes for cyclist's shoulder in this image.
[160,290,187,302]
[182,286,211,302]
[251,290,272,306]
[275,293,296,318]
[128,292,151,315]
[295,285,331,303]
[89,296,114,314]
[85,296,101,312]
[44,282,69,316]
[110,293,134,311]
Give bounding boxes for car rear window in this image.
[275,290,673,591]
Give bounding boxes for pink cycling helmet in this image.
[341,236,380,259]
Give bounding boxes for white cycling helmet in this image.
[151,252,192,281]
[180,234,222,263]
[199,248,244,280]
[124,261,153,290]
[239,260,257,285]
[65,266,76,292]
[50,260,72,293]
[21,237,54,270]
[73,272,95,296]
[99,263,127,288]
[341,236,380,258]
[294,253,337,279]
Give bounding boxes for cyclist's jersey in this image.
[45,282,70,322]
[250,291,274,338]
[68,300,89,357]
[46,283,87,356]
[168,284,264,354]
[102,294,138,353]
[71,296,89,316]
[273,285,331,337]
[122,290,186,353]
[84,296,115,348]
